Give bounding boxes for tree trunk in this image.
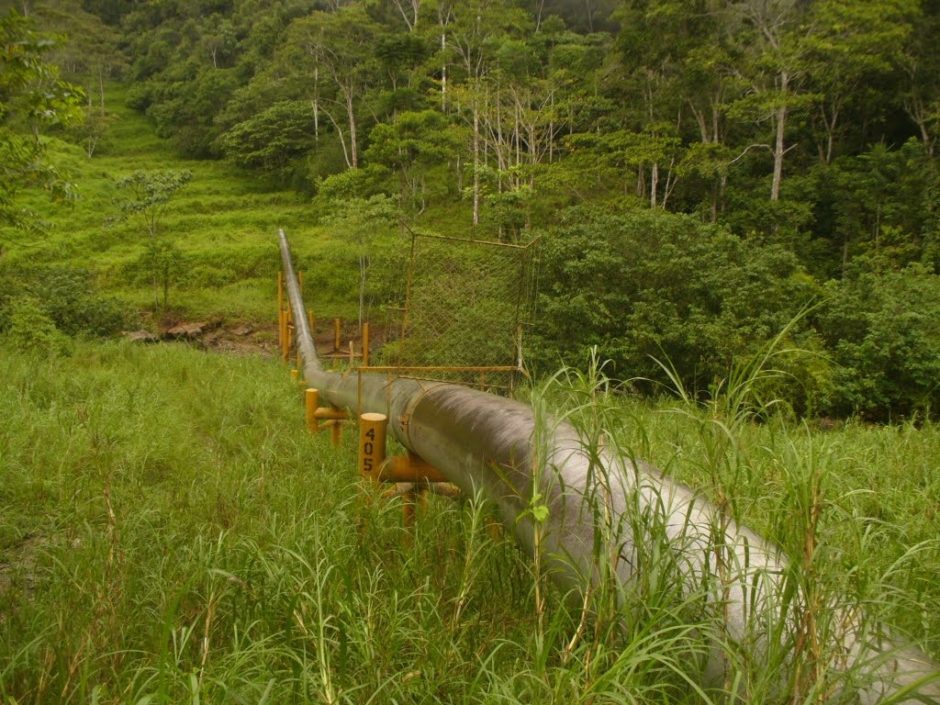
[771,72,789,202]
[98,67,106,110]
[441,31,447,111]
[313,66,320,144]
[650,162,659,208]
[472,100,480,226]
[346,90,358,168]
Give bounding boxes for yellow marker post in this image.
[358,413,388,482]
[283,323,293,362]
[362,322,370,367]
[278,309,286,353]
[305,388,319,433]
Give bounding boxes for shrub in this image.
[4,296,71,356]
[531,207,821,404]
[0,265,126,337]
[817,263,940,419]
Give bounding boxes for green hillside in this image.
[0,85,370,325]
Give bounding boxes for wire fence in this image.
[372,231,538,390]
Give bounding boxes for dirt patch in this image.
[0,533,47,622]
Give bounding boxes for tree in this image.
[285,7,382,169]
[115,170,192,239]
[365,109,461,213]
[115,170,192,308]
[0,10,82,236]
[218,100,317,174]
[900,1,940,157]
[803,0,914,164]
[729,0,811,202]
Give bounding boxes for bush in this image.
[817,263,940,419]
[0,265,126,337]
[531,207,821,404]
[4,296,71,356]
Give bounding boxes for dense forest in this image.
[1,0,938,419]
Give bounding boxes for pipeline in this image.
[279,229,938,703]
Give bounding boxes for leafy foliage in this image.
[3,295,71,355]
[0,264,126,338]
[114,169,192,237]
[532,208,818,396]
[0,11,82,234]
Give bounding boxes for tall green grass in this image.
[2,341,936,703]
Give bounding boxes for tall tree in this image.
[803,0,914,164]
[288,7,382,169]
[730,0,810,202]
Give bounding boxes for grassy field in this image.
[1,341,937,704]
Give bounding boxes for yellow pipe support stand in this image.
[291,368,299,382]
[357,413,388,482]
[305,388,319,433]
[313,407,348,421]
[362,322,370,366]
[379,453,448,483]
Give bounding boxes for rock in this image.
[203,330,224,345]
[232,325,253,336]
[124,330,159,343]
[164,322,207,339]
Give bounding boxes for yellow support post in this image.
[330,420,342,448]
[277,271,284,313]
[358,413,388,482]
[305,388,319,433]
[291,368,299,382]
[310,404,348,447]
[282,323,292,362]
[362,322,370,367]
[278,309,286,354]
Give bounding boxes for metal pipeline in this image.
[279,230,938,703]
